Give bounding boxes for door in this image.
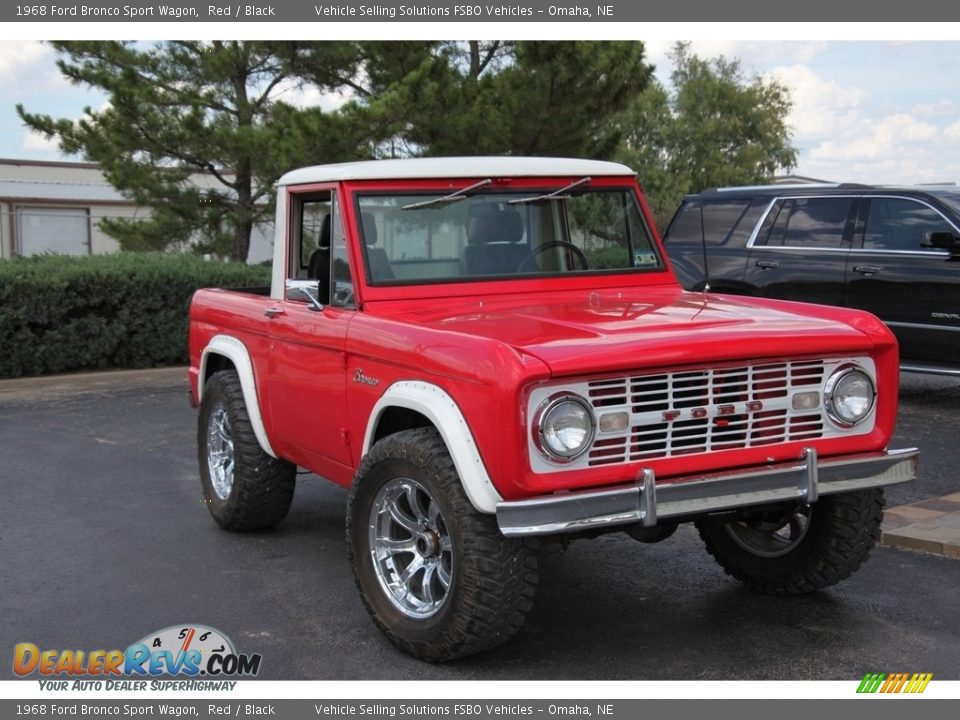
[845,196,960,367]
[17,206,89,256]
[266,188,356,468]
[743,196,856,306]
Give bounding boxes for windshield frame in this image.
[348,177,666,292]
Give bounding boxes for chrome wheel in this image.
[369,477,453,619]
[206,403,235,500]
[724,505,812,558]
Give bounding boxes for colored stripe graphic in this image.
[857,673,885,693]
[857,672,932,694]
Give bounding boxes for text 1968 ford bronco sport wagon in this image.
[189,157,918,661]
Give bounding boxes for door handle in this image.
[755,260,780,270]
[264,307,285,318]
[853,265,882,276]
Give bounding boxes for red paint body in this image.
[189,174,900,501]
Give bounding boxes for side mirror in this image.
[285,279,323,310]
[922,231,960,255]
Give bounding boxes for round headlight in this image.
[825,367,875,427]
[536,394,595,462]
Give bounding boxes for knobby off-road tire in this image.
[346,428,539,662]
[695,488,885,595]
[198,370,296,531]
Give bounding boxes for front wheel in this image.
[346,428,539,661]
[695,488,884,595]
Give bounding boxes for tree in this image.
[19,41,654,260]
[18,41,371,261]
[617,43,798,229]
[357,41,653,159]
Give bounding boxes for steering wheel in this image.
[516,241,589,273]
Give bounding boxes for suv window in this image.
[863,197,955,251]
[758,197,853,249]
[665,201,751,246]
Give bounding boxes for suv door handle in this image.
[755,260,780,270]
[264,307,285,318]
[853,265,883,276]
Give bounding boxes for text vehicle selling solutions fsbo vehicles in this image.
[188,158,918,661]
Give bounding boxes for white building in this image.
[0,158,274,263]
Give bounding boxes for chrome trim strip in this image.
[901,364,960,377]
[497,448,918,537]
[751,246,851,253]
[888,321,960,332]
[849,248,950,257]
[745,198,778,248]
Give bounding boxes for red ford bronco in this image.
[189,157,918,661]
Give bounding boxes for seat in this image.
[308,214,332,303]
[361,212,394,282]
[461,208,526,276]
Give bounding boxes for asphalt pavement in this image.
[2,368,959,680]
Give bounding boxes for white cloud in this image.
[22,130,59,153]
[0,41,66,92]
[943,120,960,140]
[0,41,49,75]
[644,41,828,81]
[268,78,353,112]
[912,99,959,117]
[767,64,864,139]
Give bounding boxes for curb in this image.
[0,366,188,400]
[881,492,960,560]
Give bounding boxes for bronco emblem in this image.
[353,368,380,386]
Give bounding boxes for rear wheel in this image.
[198,370,296,531]
[695,488,884,595]
[347,428,539,661]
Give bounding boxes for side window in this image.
[665,201,751,246]
[290,192,331,282]
[287,190,355,309]
[863,198,955,251]
[760,198,853,249]
[329,194,356,308]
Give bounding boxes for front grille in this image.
[584,360,827,466]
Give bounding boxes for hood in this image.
[378,286,876,377]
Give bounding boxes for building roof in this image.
[0,178,129,204]
[278,157,636,186]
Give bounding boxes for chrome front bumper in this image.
[496,447,918,537]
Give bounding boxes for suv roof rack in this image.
[705,182,872,193]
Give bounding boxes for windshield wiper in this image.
[401,178,493,210]
[507,177,591,205]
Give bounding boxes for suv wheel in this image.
[198,370,296,531]
[347,428,539,661]
[695,488,884,595]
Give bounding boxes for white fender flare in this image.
[362,381,503,514]
[199,334,277,458]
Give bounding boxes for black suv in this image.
[663,184,960,375]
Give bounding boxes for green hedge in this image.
[0,254,270,379]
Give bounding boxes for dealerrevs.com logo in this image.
[14,625,261,689]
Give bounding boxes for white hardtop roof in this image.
[278,156,636,186]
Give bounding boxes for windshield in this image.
[355,188,661,285]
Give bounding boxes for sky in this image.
[2,39,960,185]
